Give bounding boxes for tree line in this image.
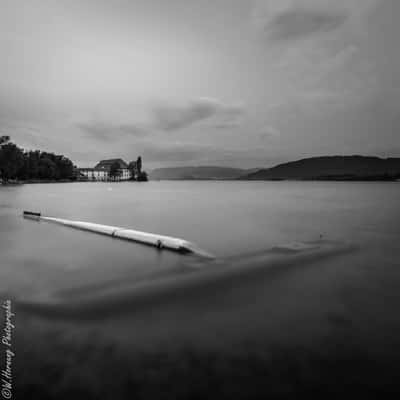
[0,136,75,183]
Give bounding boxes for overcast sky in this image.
[0,0,399,168]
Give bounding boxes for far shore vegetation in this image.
[0,135,75,184]
[0,136,147,184]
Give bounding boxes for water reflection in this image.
[1,181,399,398]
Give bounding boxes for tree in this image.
[23,150,40,179]
[136,156,142,174]
[128,161,137,180]
[109,161,122,180]
[38,157,58,179]
[0,142,24,183]
[52,154,74,179]
[0,136,10,145]
[137,171,148,181]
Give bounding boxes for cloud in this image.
[77,97,245,143]
[153,97,244,131]
[214,120,242,129]
[141,143,210,163]
[252,0,379,42]
[138,141,276,168]
[259,125,281,139]
[262,6,347,40]
[77,121,149,141]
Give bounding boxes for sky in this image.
[0,0,399,168]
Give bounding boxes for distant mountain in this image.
[149,166,251,180]
[241,156,400,181]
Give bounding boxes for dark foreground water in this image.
[1,181,400,399]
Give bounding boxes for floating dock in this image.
[23,211,213,257]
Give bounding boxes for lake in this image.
[1,181,400,398]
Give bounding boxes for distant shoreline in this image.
[150,156,400,181]
[239,175,400,182]
[150,177,399,182]
[2,178,399,185]
[1,179,76,185]
[3,178,399,185]
[0,179,149,185]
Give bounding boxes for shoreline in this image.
[2,177,399,185]
[1,179,76,185]
[0,179,148,185]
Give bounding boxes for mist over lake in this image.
[1,181,400,398]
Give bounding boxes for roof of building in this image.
[94,158,128,171]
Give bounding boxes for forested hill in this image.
[241,156,400,181]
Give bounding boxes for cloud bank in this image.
[255,0,377,41]
[153,98,244,132]
[77,97,245,142]
[77,122,150,141]
[266,8,347,40]
[1,0,398,169]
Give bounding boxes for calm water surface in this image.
[1,181,400,398]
